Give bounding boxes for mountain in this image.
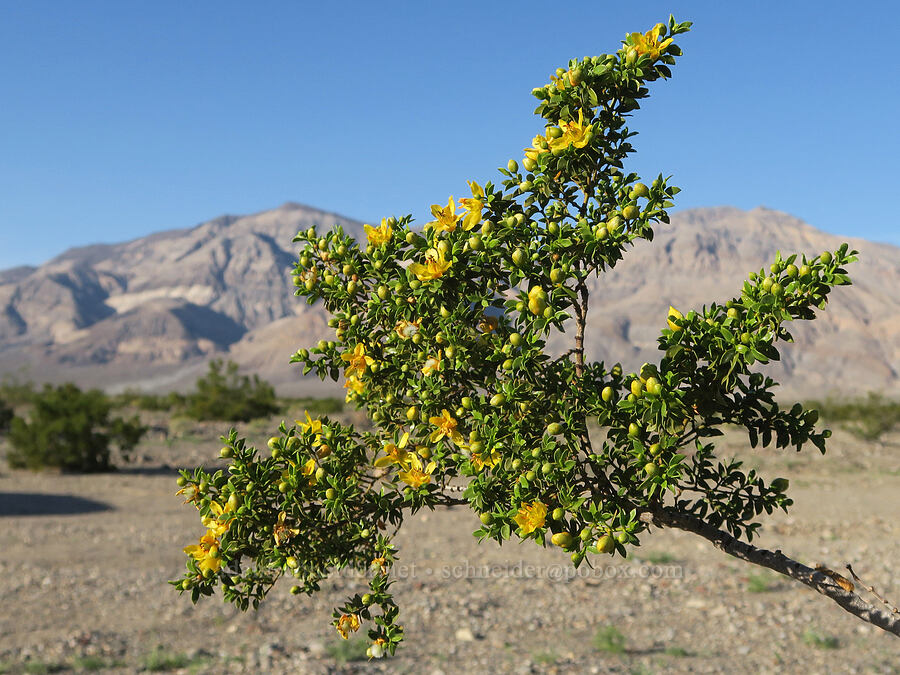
[1,203,897,399]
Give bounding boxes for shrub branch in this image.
[640,507,900,637]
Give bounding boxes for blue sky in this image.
[1,1,898,269]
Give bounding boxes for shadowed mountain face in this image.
[1,203,897,398]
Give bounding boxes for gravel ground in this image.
[1,411,899,674]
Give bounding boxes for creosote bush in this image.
[184,359,279,422]
[0,398,12,434]
[174,17,899,658]
[7,383,146,472]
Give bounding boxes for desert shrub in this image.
[0,398,12,434]
[184,359,279,422]
[280,396,344,415]
[0,378,35,406]
[112,389,188,412]
[806,393,900,441]
[7,383,146,472]
[173,16,899,657]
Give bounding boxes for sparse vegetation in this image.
[802,628,840,649]
[6,383,145,472]
[325,637,370,664]
[807,393,900,441]
[112,389,187,413]
[184,359,279,422]
[747,571,777,593]
[593,625,627,654]
[642,551,676,564]
[140,647,202,672]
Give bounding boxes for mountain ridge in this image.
[1,203,897,399]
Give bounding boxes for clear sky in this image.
[1,1,898,270]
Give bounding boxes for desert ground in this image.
[1,408,899,674]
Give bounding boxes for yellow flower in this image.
[394,319,421,340]
[422,350,443,376]
[296,411,323,439]
[336,614,361,640]
[176,483,201,505]
[184,529,222,575]
[408,248,451,282]
[301,458,318,485]
[547,109,592,153]
[477,315,499,333]
[629,25,673,61]
[471,447,500,472]
[398,454,436,488]
[374,432,412,469]
[273,511,300,546]
[667,306,684,332]
[370,556,387,573]
[343,375,365,400]
[201,500,235,537]
[429,409,464,445]
[457,181,484,231]
[364,218,393,247]
[524,134,549,163]
[427,197,460,233]
[514,501,547,535]
[341,343,375,378]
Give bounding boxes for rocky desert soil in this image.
[1,407,899,674]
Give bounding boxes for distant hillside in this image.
[0,203,897,399]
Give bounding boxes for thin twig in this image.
[640,507,900,637]
[846,564,900,615]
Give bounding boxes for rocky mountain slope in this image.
[1,203,897,399]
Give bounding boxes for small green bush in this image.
[593,625,626,654]
[7,383,146,472]
[0,378,35,406]
[112,389,187,412]
[807,393,900,441]
[0,398,12,434]
[184,359,279,422]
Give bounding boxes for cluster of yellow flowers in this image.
[182,498,236,576]
[525,109,593,163]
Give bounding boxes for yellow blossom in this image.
[273,511,300,546]
[344,375,365,400]
[629,25,673,61]
[341,343,375,378]
[201,500,235,537]
[176,483,201,505]
[457,181,484,231]
[471,447,501,472]
[364,218,393,247]
[514,500,547,535]
[477,315,499,333]
[398,454,436,488]
[374,432,412,469]
[427,197,460,233]
[183,529,222,575]
[429,409,464,445]
[296,410,323,439]
[524,134,549,163]
[336,614,361,640]
[548,110,592,153]
[408,248,451,282]
[371,556,387,573]
[394,319,421,340]
[301,458,318,485]
[667,306,684,332]
[422,350,443,376]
